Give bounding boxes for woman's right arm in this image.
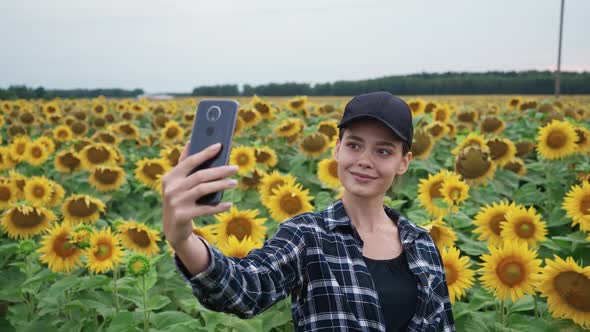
[162,141,305,318]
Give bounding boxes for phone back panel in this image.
[188,99,238,205]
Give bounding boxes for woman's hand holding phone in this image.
[162,140,238,250]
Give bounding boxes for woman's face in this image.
[334,119,412,199]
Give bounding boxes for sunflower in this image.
[422,217,457,250]
[440,246,475,303]
[54,149,82,173]
[159,144,183,167]
[537,255,590,328]
[238,168,267,191]
[318,120,339,142]
[268,182,314,222]
[127,254,150,277]
[502,158,527,176]
[35,136,56,155]
[536,120,577,160]
[61,194,106,224]
[515,141,536,158]
[410,130,434,160]
[501,205,547,248]
[479,241,542,302]
[89,165,126,192]
[573,126,590,153]
[23,140,50,166]
[425,121,448,141]
[562,181,590,232]
[9,135,29,163]
[259,171,298,208]
[134,158,171,190]
[229,146,257,176]
[480,116,506,134]
[407,99,425,116]
[433,106,451,123]
[286,96,308,113]
[456,110,478,124]
[507,97,522,109]
[274,119,303,138]
[473,201,516,247]
[117,220,161,256]
[1,205,57,239]
[79,143,118,170]
[86,227,125,274]
[92,130,120,145]
[218,235,263,258]
[299,132,330,158]
[211,206,267,246]
[160,120,185,144]
[254,146,278,167]
[440,175,470,207]
[486,137,517,166]
[0,146,18,171]
[53,125,74,143]
[233,117,245,136]
[42,102,61,117]
[451,133,487,155]
[454,145,496,185]
[0,179,18,209]
[193,225,217,245]
[317,158,340,189]
[238,106,261,128]
[23,176,54,206]
[113,122,141,140]
[37,222,84,273]
[8,170,26,199]
[417,170,452,217]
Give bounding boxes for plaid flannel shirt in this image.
[174,199,455,331]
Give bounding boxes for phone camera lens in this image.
[206,106,221,122]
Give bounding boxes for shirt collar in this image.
[323,199,427,239]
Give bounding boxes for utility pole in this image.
[555,0,565,98]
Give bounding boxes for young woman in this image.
[162,92,455,332]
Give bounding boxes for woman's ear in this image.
[397,152,413,174]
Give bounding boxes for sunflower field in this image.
[0,95,589,331]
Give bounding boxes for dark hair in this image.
[338,126,411,156]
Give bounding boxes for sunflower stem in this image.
[142,274,148,332]
[113,266,120,313]
[499,300,506,326]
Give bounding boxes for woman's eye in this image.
[347,143,359,149]
[378,149,392,156]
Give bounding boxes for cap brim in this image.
[338,114,409,143]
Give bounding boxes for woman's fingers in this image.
[184,178,238,202]
[182,165,239,190]
[179,201,233,222]
[174,142,222,176]
[178,140,191,163]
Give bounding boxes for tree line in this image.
[2,71,589,100]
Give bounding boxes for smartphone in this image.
[188,99,239,205]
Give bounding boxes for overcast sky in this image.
[1,0,589,93]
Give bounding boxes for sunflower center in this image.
[53,233,78,258]
[142,163,164,180]
[553,271,590,312]
[96,168,120,184]
[496,259,525,286]
[166,126,179,138]
[504,161,523,174]
[428,123,444,137]
[456,147,492,179]
[449,188,462,202]
[458,111,475,123]
[67,198,98,217]
[227,217,252,241]
[290,101,303,109]
[489,213,506,236]
[17,143,26,155]
[434,110,447,122]
[429,181,444,199]
[59,152,81,171]
[445,264,458,285]
[580,196,590,215]
[87,147,111,164]
[98,132,115,144]
[319,124,338,139]
[95,241,113,260]
[127,228,151,247]
[301,134,328,153]
[71,122,86,135]
[487,140,508,160]
[547,131,567,149]
[241,170,264,189]
[21,112,34,124]
[254,103,269,115]
[328,160,339,178]
[120,124,136,136]
[0,186,11,201]
[255,150,270,163]
[32,146,43,158]
[241,110,256,122]
[236,153,251,166]
[515,220,534,238]
[33,185,46,198]
[57,129,68,139]
[279,193,303,215]
[482,117,502,133]
[279,122,295,133]
[12,208,45,229]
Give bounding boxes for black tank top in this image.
[362,251,418,332]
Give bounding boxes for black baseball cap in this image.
[338,91,413,148]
